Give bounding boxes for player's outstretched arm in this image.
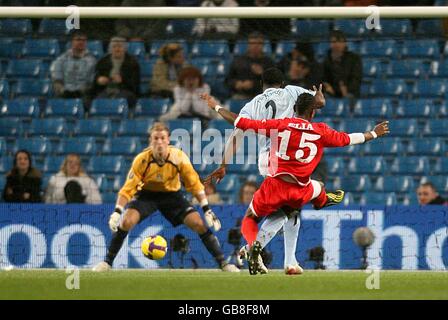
[364,120,390,142]
[200,93,238,124]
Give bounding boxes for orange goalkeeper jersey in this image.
[119,146,204,201]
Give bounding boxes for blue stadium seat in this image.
[416,19,444,37]
[396,99,432,117]
[13,137,51,154]
[22,39,60,58]
[321,99,347,117]
[0,117,22,137]
[338,119,375,133]
[6,59,45,78]
[0,80,10,99]
[359,40,396,58]
[0,38,23,58]
[369,79,407,96]
[375,176,415,193]
[29,118,66,136]
[388,119,418,136]
[90,99,128,118]
[360,192,397,206]
[423,119,448,136]
[275,41,295,57]
[117,119,154,136]
[348,156,386,174]
[375,19,412,38]
[391,157,430,175]
[362,59,383,78]
[434,158,448,174]
[0,157,11,173]
[408,138,444,155]
[0,19,32,36]
[73,119,112,136]
[293,20,330,38]
[38,19,70,36]
[227,99,250,114]
[333,19,369,37]
[191,40,229,57]
[42,156,65,173]
[92,174,109,192]
[326,157,345,174]
[149,40,188,57]
[127,41,146,58]
[168,120,201,135]
[413,80,447,97]
[166,19,195,37]
[215,174,241,193]
[102,192,117,203]
[87,156,125,174]
[401,40,440,58]
[44,99,84,118]
[134,98,170,118]
[364,137,404,155]
[14,79,51,97]
[0,98,39,118]
[140,59,155,79]
[353,98,393,118]
[333,175,372,192]
[0,138,6,155]
[430,60,448,77]
[57,137,97,155]
[386,59,426,78]
[420,176,448,193]
[102,137,142,155]
[233,40,272,56]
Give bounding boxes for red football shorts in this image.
[250,176,318,217]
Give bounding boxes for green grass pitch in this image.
[1,269,447,300]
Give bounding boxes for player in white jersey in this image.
[202,67,325,275]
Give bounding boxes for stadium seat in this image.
[13,137,51,154]
[396,99,433,118]
[90,99,128,119]
[191,40,229,57]
[215,174,241,193]
[375,19,412,38]
[87,156,125,174]
[413,80,447,97]
[359,40,396,58]
[333,19,369,37]
[386,59,426,78]
[322,99,347,117]
[0,80,10,100]
[73,119,112,136]
[208,120,233,133]
[388,119,418,137]
[44,99,84,118]
[6,59,45,78]
[353,98,393,118]
[420,176,448,193]
[408,138,445,155]
[0,19,32,36]
[0,38,23,58]
[292,20,330,39]
[434,158,448,174]
[0,157,11,173]
[102,192,117,203]
[337,119,376,133]
[369,79,407,97]
[423,119,448,136]
[348,156,386,174]
[401,40,440,58]
[429,60,448,77]
[56,137,97,155]
[102,137,142,155]
[333,175,372,192]
[326,157,345,174]
[191,58,220,78]
[0,98,39,118]
[416,19,444,37]
[127,41,146,58]
[0,117,22,137]
[391,157,430,175]
[374,176,415,193]
[0,138,6,155]
[134,98,170,118]
[22,39,60,58]
[29,118,66,136]
[92,174,109,192]
[140,59,155,79]
[117,119,154,136]
[14,79,52,97]
[227,99,250,114]
[233,40,272,56]
[362,59,383,78]
[166,19,195,37]
[275,41,295,57]
[168,119,201,136]
[360,192,397,206]
[364,137,404,155]
[38,19,70,37]
[42,156,65,173]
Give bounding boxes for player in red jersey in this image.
[202,91,389,273]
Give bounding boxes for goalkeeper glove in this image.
[108,206,123,232]
[202,205,221,232]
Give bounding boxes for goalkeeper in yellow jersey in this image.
[93,122,239,272]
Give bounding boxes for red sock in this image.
[241,216,259,246]
[312,187,327,209]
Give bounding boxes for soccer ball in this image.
[141,235,168,260]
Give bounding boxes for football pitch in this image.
[1,269,447,300]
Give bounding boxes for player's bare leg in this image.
[184,211,239,272]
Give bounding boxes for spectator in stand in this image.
[278,41,322,81]
[322,30,362,98]
[93,36,140,109]
[159,66,218,127]
[192,183,224,205]
[239,181,258,205]
[286,59,318,89]
[192,0,239,40]
[151,43,187,98]
[416,182,447,205]
[226,32,275,99]
[44,154,102,204]
[2,150,42,203]
[50,30,96,100]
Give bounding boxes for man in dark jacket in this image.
[94,37,140,109]
[323,30,362,98]
[417,182,447,205]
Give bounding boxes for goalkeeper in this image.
[93,122,239,272]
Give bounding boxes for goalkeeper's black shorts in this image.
[128,190,196,226]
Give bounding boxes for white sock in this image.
[283,214,301,267]
[256,210,288,249]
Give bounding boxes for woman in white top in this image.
[44,154,102,204]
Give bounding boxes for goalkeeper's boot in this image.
[221,263,240,273]
[92,261,111,272]
[314,190,345,210]
[248,241,262,275]
[285,263,304,275]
